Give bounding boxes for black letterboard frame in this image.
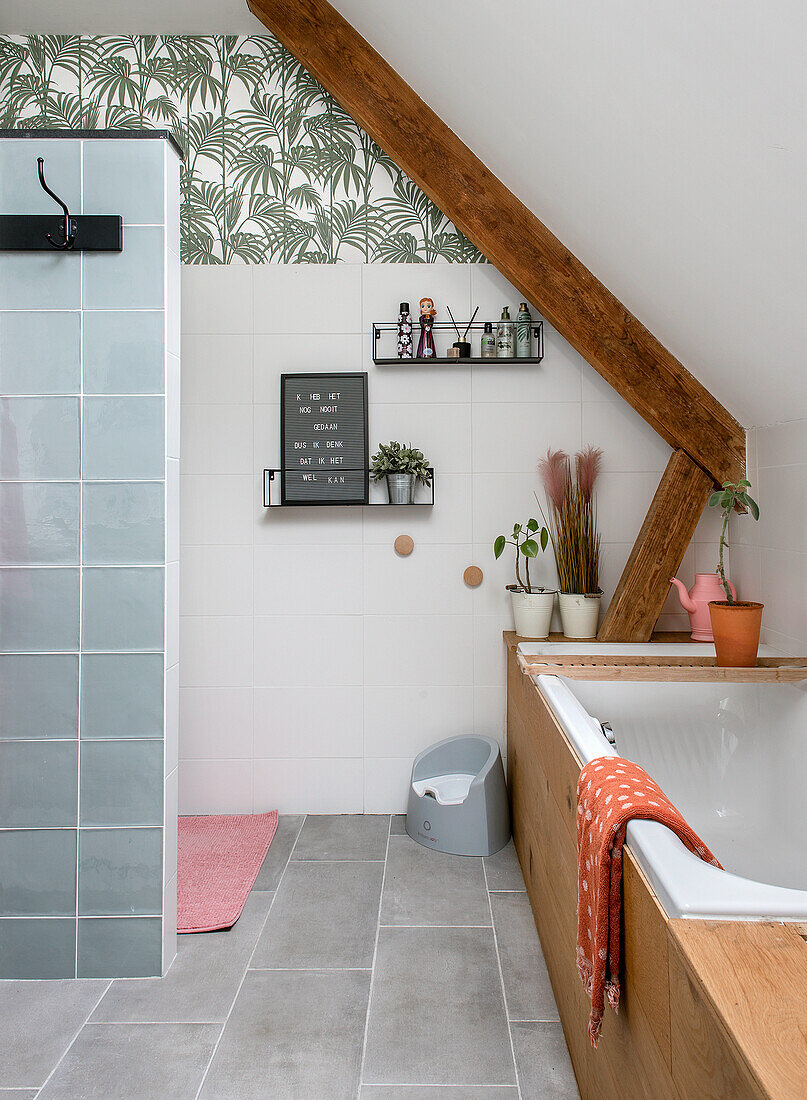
[280,372,369,505]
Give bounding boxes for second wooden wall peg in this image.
[394,534,414,556]
[464,565,484,587]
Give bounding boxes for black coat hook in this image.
[37,157,77,249]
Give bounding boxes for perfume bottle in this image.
[481,321,496,358]
[496,307,513,358]
[516,303,532,358]
[397,301,413,358]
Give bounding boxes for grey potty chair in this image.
[406,734,510,856]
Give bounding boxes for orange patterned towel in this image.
[576,756,721,1047]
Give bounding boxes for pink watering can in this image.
[669,573,737,642]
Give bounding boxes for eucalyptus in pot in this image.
[371,441,432,504]
[708,479,762,667]
[493,519,556,639]
[538,446,603,639]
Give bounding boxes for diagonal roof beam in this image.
[248,0,745,487]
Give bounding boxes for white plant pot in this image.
[510,588,556,640]
[558,592,602,639]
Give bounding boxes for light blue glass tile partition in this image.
[0,131,181,979]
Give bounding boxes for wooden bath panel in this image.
[505,633,807,1099]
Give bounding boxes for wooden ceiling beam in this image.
[247,0,746,487]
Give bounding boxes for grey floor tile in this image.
[0,1090,39,1098]
[363,927,516,1087]
[389,814,407,836]
[490,892,559,1022]
[511,1022,579,1099]
[200,969,370,1100]
[0,980,108,1089]
[89,891,274,1023]
[361,1089,518,1098]
[293,814,389,861]
[381,837,490,926]
[252,861,382,969]
[484,840,526,892]
[252,814,304,891]
[38,1023,221,1100]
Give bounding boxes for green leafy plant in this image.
[370,441,432,485]
[494,520,550,593]
[708,479,760,603]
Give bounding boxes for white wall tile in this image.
[756,420,807,468]
[165,561,180,669]
[757,464,807,552]
[253,403,280,468]
[362,263,471,333]
[364,686,474,758]
[254,546,363,615]
[370,402,471,473]
[472,402,581,472]
[582,400,671,472]
[253,757,363,814]
[165,661,179,776]
[255,490,364,545]
[474,685,506,747]
[166,458,180,564]
[760,547,807,646]
[364,615,473,687]
[473,614,509,687]
[363,758,411,814]
[179,759,253,814]
[181,264,253,334]
[179,687,253,760]
[181,404,253,475]
[471,323,582,404]
[163,766,178,887]
[180,546,253,615]
[180,615,253,687]
[367,347,472,404]
[254,615,363,686]
[362,473,472,545]
[253,264,362,333]
[363,545,474,616]
[253,687,363,758]
[254,334,363,403]
[469,264,538,321]
[181,474,254,545]
[594,471,661,544]
[182,335,252,404]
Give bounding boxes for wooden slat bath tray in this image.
[517,653,807,682]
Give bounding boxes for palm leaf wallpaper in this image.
[0,34,484,265]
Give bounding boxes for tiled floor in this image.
[0,815,579,1099]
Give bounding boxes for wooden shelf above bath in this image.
[515,653,807,683]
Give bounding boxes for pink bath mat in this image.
[177,811,278,933]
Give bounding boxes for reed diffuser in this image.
[538,446,603,638]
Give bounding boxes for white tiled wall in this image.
[731,421,807,655]
[179,262,705,814]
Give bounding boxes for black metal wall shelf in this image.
[263,469,435,508]
[372,320,544,365]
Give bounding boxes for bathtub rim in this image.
[535,672,807,922]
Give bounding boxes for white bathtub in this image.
[520,642,807,921]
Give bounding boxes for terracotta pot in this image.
[708,601,763,667]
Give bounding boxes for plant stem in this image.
[717,510,733,603]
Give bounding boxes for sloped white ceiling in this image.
[3,0,805,428]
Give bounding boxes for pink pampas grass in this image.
[539,448,569,510]
[576,446,603,503]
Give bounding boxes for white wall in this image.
[178,261,721,815]
[731,422,807,655]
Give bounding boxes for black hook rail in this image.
[0,156,123,253]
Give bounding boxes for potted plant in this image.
[371,441,432,504]
[537,447,603,639]
[493,519,555,639]
[707,478,762,666]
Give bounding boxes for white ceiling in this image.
[4,0,806,428]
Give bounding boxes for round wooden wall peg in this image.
[394,534,414,556]
[464,565,484,587]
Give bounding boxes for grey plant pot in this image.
[386,472,416,504]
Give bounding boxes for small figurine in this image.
[416,297,437,358]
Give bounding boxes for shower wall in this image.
[0,132,180,979]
